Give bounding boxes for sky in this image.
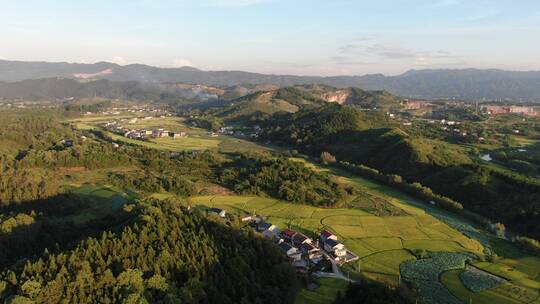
[0,0,539,76]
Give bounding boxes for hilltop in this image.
[197,85,403,124]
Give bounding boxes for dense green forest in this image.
[219,154,353,206]
[0,199,299,303]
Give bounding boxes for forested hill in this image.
[259,104,540,240]
[0,199,299,303]
[207,87,328,123]
[2,60,540,100]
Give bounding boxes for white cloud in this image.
[111,56,129,66]
[172,58,195,67]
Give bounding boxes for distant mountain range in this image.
[1,59,540,101]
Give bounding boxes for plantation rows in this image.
[400,252,476,303]
[459,266,506,293]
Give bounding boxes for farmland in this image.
[65,113,540,304]
[70,115,275,153]
[188,152,540,304]
[189,193,478,301]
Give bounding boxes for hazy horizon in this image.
[1,0,539,76]
[4,58,540,79]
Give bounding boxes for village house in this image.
[320,230,338,243]
[292,233,312,246]
[207,208,226,218]
[300,243,323,264]
[323,239,347,260]
[257,221,273,232]
[278,242,302,262]
[282,229,297,241]
[171,131,187,139]
[262,225,280,239]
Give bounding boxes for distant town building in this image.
[482,105,537,116]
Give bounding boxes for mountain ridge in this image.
[2,60,540,100]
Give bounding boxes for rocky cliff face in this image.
[320,89,350,104]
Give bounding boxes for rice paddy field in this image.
[190,186,540,304]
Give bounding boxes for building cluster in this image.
[482,105,537,116]
[242,215,358,269]
[218,125,261,139]
[104,120,187,140]
[82,106,170,116]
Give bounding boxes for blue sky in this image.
[0,0,539,76]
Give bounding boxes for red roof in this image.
[282,229,297,238]
[293,233,308,243]
[301,243,317,252]
[321,230,335,238]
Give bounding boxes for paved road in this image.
[315,251,358,283]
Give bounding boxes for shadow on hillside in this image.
[0,193,136,268]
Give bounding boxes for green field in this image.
[71,115,275,153]
[191,194,484,278]
[190,186,539,303]
[294,278,348,304]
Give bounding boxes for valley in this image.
[1,77,540,304]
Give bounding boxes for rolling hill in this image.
[205,85,403,123]
[211,87,328,123]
